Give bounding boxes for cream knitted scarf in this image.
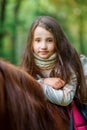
[34,53,57,70]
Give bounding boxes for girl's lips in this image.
[39,51,48,55]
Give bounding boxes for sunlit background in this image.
[0,0,87,64]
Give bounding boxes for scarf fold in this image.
[34,53,57,70]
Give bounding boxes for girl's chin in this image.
[39,55,50,59]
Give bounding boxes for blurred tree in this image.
[11,0,22,63]
[0,0,7,49]
[0,0,87,64]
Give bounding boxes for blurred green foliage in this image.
[0,0,87,64]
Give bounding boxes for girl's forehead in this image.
[34,26,54,38]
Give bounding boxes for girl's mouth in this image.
[39,51,48,55]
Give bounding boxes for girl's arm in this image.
[39,77,65,89]
[37,73,77,106]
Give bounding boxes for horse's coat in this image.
[0,59,69,130]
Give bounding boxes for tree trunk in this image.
[0,0,7,49]
[11,0,21,63]
[79,13,84,54]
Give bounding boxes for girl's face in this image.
[32,26,56,59]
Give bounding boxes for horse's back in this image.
[0,59,70,130]
[47,102,70,130]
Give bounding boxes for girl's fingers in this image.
[58,78,65,85]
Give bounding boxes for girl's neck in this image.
[34,53,57,70]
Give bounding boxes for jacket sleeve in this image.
[80,54,87,83]
[37,73,77,106]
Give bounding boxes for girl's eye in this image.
[35,38,40,42]
[47,38,53,42]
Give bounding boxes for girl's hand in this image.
[44,77,65,89]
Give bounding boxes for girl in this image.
[21,16,87,106]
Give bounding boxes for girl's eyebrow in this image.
[34,37,54,39]
[46,37,53,39]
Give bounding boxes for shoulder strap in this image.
[68,104,73,130]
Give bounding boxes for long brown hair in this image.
[0,59,69,130]
[21,16,87,104]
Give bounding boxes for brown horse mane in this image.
[0,58,69,130]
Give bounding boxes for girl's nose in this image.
[41,41,47,48]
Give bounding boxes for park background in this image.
[0,0,87,64]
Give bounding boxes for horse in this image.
[0,59,70,130]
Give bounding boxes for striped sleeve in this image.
[37,73,77,106]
